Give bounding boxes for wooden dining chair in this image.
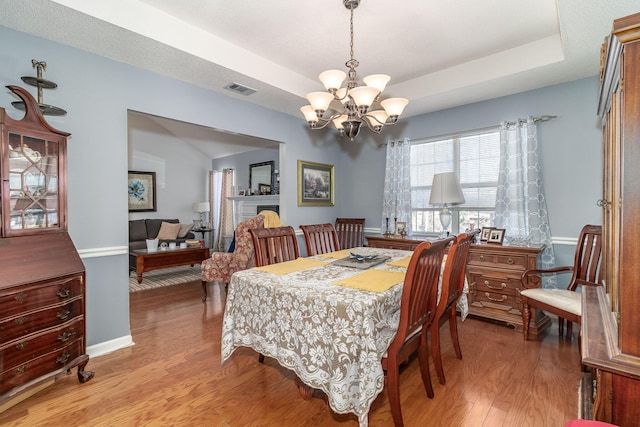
[334,217,365,249]
[299,223,340,256]
[520,224,603,341]
[381,237,454,427]
[429,230,478,385]
[250,226,300,267]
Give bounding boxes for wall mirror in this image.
[249,161,274,195]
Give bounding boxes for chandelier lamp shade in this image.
[300,0,409,141]
[429,172,465,236]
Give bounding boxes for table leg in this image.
[294,376,314,400]
[136,257,144,283]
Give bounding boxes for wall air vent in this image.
[225,82,257,96]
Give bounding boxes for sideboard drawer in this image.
[0,276,83,319]
[0,299,84,345]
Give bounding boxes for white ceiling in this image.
[1,0,639,158]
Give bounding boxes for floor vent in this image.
[225,82,257,96]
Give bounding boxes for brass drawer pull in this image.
[485,292,507,302]
[56,352,71,365]
[14,292,27,302]
[15,365,26,375]
[507,257,514,265]
[57,309,71,320]
[484,280,506,290]
[479,255,485,262]
[15,317,26,325]
[16,341,29,350]
[56,288,71,298]
[58,330,76,342]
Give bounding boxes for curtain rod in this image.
[379,115,557,147]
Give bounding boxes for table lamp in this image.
[193,201,210,229]
[429,172,465,237]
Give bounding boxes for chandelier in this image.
[300,0,408,141]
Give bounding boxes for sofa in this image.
[129,218,196,250]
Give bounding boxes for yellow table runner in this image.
[386,256,412,268]
[333,269,405,293]
[317,249,352,259]
[254,258,330,275]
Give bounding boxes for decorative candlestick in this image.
[384,217,392,236]
[394,217,398,236]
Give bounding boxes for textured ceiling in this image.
[1,0,639,157]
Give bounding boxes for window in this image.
[409,128,501,235]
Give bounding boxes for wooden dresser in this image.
[0,86,93,408]
[466,243,550,335]
[581,13,640,425]
[365,235,424,251]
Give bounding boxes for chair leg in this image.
[559,317,565,336]
[566,321,573,339]
[386,361,405,427]
[201,280,208,302]
[418,332,435,399]
[449,308,462,359]
[258,353,265,363]
[521,298,531,341]
[430,323,446,385]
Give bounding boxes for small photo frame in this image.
[258,183,271,195]
[238,190,246,196]
[487,228,506,244]
[395,221,407,236]
[480,227,494,241]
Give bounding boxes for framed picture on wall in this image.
[128,171,157,212]
[297,160,335,206]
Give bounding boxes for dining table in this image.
[221,246,469,427]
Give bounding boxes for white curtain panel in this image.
[495,118,556,288]
[382,138,412,235]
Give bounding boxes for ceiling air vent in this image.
[225,82,257,96]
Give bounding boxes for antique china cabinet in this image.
[0,85,92,408]
[581,12,640,425]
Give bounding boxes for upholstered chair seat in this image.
[520,288,581,316]
[200,215,265,301]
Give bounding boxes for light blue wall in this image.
[341,77,603,267]
[0,24,602,350]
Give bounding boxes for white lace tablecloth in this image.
[221,247,468,426]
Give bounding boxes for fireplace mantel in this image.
[227,195,280,227]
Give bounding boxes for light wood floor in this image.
[0,281,583,427]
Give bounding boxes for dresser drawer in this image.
[469,273,522,296]
[0,339,84,395]
[0,318,84,372]
[467,251,528,270]
[0,276,83,319]
[468,288,521,314]
[0,299,83,345]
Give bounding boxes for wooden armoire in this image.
[581,12,640,425]
[0,85,93,408]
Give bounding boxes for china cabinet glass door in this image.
[7,132,61,232]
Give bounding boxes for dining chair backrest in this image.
[335,218,365,249]
[250,226,300,267]
[436,231,478,320]
[299,223,340,256]
[392,237,454,351]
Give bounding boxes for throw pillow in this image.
[178,223,194,238]
[156,221,181,240]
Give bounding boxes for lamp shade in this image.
[429,172,465,205]
[193,201,210,213]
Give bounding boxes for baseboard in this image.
[86,335,134,358]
